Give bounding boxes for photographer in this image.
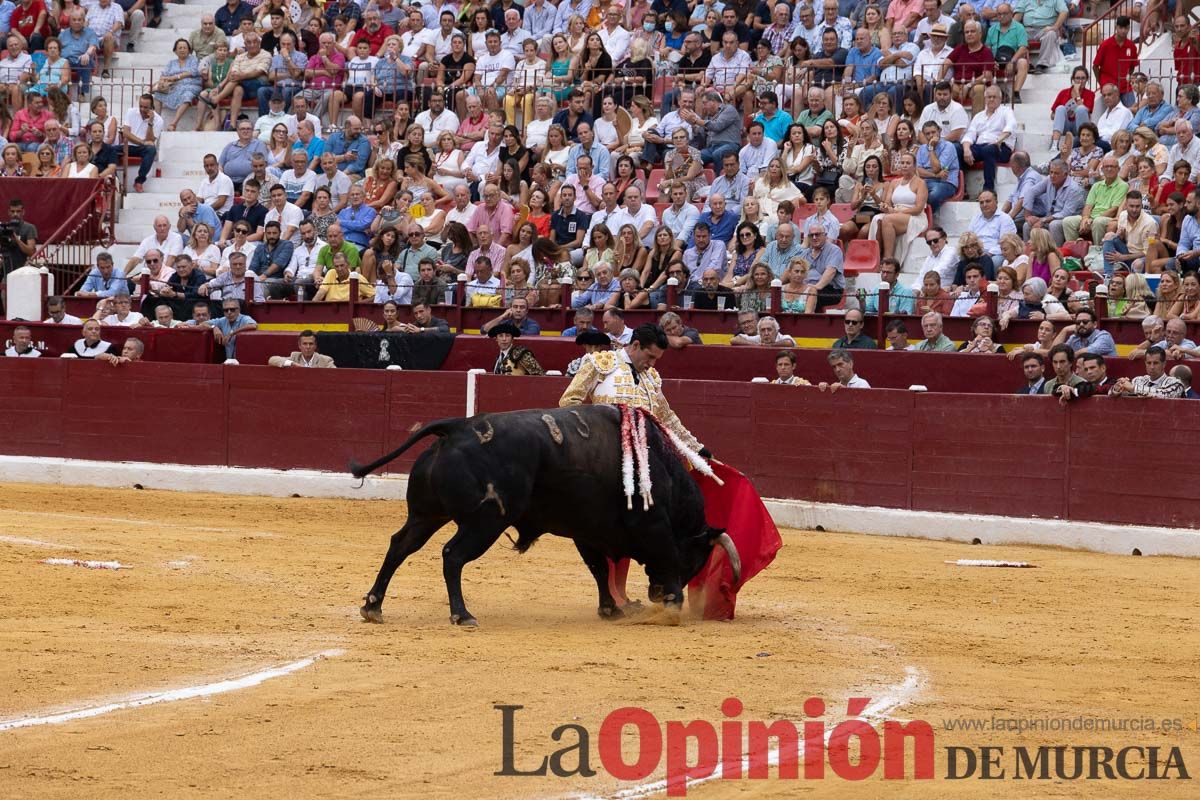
[0,199,38,274]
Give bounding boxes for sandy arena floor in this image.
[1,482,1198,798]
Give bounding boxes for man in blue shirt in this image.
[60,11,100,94]
[219,120,271,189]
[681,223,726,288]
[752,91,793,143]
[77,252,128,298]
[213,298,258,360]
[761,222,803,275]
[1126,82,1175,134]
[1059,308,1117,356]
[693,194,737,247]
[336,185,376,249]
[704,153,750,218]
[565,123,611,180]
[863,258,916,314]
[842,28,882,88]
[916,120,961,211]
[798,220,845,312]
[214,0,253,36]
[325,115,371,178]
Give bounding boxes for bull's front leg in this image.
[361,517,445,623]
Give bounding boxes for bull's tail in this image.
[349,418,461,479]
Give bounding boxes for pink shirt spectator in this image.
[9,107,54,145]
[561,172,606,213]
[467,200,515,240]
[306,52,345,90]
[457,113,488,153]
[465,242,507,278]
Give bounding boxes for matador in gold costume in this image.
[559,323,707,457]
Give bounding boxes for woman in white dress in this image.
[751,157,803,219]
[184,223,222,277]
[60,142,98,178]
[431,130,467,191]
[780,122,817,200]
[837,118,884,203]
[541,124,571,184]
[868,152,928,262]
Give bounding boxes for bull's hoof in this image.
[450,613,478,627]
[360,605,384,623]
[647,585,665,603]
[598,604,624,620]
[623,599,645,613]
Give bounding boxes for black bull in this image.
[349,405,741,626]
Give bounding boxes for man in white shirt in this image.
[44,296,82,325]
[278,148,317,208]
[524,95,555,154]
[917,79,970,164]
[5,325,41,357]
[444,184,477,229]
[101,294,147,327]
[198,153,235,214]
[461,116,504,193]
[921,226,959,288]
[120,93,162,192]
[662,183,700,250]
[285,219,325,291]
[819,349,871,391]
[606,185,658,247]
[1094,83,1132,146]
[913,0,954,47]
[602,307,633,345]
[705,31,752,98]
[738,121,778,180]
[127,215,183,275]
[598,6,631,64]
[913,25,954,98]
[962,85,1016,195]
[427,9,459,61]
[414,90,460,149]
[284,95,318,144]
[1168,119,1200,182]
[498,8,526,57]
[265,183,304,245]
[474,31,515,111]
[313,153,353,213]
[950,262,986,316]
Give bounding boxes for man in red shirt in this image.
[9,91,54,151]
[941,19,994,111]
[1093,16,1139,105]
[351,8,393,56]
[11,0,49,51]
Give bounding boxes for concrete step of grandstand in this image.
[161,132,238,151]
[158,161,210,180]
[118,175,198,195]
[122,193,183,212]
[120,208,180,232]
[92,243,141,264]
[935,201,982,236]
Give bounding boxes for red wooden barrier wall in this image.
[3,359,1199,530]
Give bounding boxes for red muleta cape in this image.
[607,461,783,620]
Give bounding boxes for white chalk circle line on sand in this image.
[41,558,130,570]
[0,649,345,733]
[577,665,928,800]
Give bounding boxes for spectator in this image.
[311,251,373,302]
[71,319,113,358]
[915,311,956,351]
[59,10,99,94]
[212,297,257,360]
[326,115,371,178]
[942,20,993,111]
[659,311,701,350]
[916,120,960,211]
[1094,15,1137,104]
[77,252,127,298]
[682,89,743,167]
[100,293,146,327]
[885,318,915,351]
[690,268,735,310]
[268,330,336,368]
[1002,151,1039,228]
[761,222,803,276]
[1016,0,1067,72]
[794,219,845,312]
[967,190,1017,271]
[832,308,877,348]
[219,120,270,190]
[731,315,797,346]
[465,255,502,305]
[958,314,1005,352]
[1172,364,1199,398]
[870,152,929,261]
[771,350,809,385]
[681,222,725,289]
[601,307,632,345]
[1051,67,1095,148]
[1015,352,1046,394]
[117,93,159,193]
[1167,120,1200,183]
[819,349,871,391]
[984,3,1029,103]
[1094,83,1132,146]
[572,262,619,310]
[1110,346,1185,398]
[1100,191,1155,276]
[962,85,1015,196]
[44,296,82,325]
[1015,276,1069,321]
[560,307,596,339]
[1063,155,1128,243]
[5,325,40,357]
[1024,159,1086,243]
[160,254,206,301]
[1126,82,1175,136]
[694,192,736,247]
[950,262,988,317]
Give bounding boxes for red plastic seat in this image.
[645,168,667,204]
[791,203,817,223]
[831,203,855,223]
[844,239,881,276]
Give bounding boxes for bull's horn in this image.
[716,533,741,584]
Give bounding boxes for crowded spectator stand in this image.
[1,0,1200,405]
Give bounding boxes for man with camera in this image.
[0,198,38,275]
